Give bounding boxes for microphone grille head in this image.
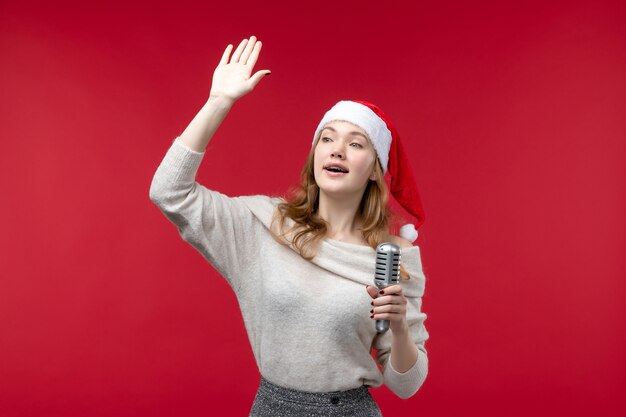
[374,242,401,286]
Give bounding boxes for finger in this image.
[371,309,405,320]
[245,41,262,68]
[247,70,271,89]
[230,38,248,63]
[366,285,379,299]
[240,35,257,65]
[379,284,403,296]
[372,294,405,306]
[219,44,233,66]
[372,304,404,315]
[371,313,402,321]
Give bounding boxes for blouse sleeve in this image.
[372,246,430,399]
[148,137,261,293]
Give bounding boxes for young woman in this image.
[149,36,430,416]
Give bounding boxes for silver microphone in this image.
[374,242,401,333]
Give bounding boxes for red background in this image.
[1,0,625,416]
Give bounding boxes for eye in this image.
[350,142,363,148]
[321,137,332,143]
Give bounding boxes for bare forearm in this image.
[178,95,235,153]
[390,328,418,373]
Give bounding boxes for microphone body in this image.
[374,242,401,333]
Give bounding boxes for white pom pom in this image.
[399,223,418,243]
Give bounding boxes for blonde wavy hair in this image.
[269,133,411,280]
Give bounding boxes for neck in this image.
[316,190,365,240]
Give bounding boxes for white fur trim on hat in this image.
[399,223,418,243]
[312,100,392,175]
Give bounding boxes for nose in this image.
[330,142,345,159]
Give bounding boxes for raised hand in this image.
[209,36,271,103]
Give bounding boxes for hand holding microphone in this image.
[366,243,409,335]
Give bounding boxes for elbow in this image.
[149,175,172,206]
[393,373,427,400]
[385,348,429,399]
[149,181,161,205]
[397,391,415,400]
[396,377,426,400]
[149,183,163,207]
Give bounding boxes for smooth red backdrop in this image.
[1,1,625,416]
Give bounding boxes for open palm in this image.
[209,36,271,102]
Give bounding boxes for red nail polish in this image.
[370,301,374,306]
[370,309,373,314]
[380,290,385,294]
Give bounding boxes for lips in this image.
[323,163,349,173]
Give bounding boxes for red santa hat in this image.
[312,99,425,242]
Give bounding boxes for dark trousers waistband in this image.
[258,376,372,406]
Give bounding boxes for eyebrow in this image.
[321,126,368,141]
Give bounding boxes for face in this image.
[313,120,378,198]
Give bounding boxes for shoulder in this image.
[388,234,414,249]
[236,194,288,229]
[237,194,283,206]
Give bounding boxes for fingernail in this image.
[370,315,374,318]
[370,309,373,314]
[370,301,374,306]
[380,290,385,294]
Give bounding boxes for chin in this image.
[319,184,358,196]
